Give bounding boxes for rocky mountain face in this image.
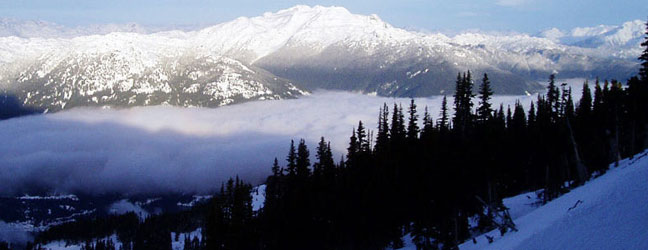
[0,5,643,111]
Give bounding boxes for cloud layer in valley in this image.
[0,87,579,196]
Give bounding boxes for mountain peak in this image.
[277,5,351,15]
[194,5,398,62]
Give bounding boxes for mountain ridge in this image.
[0,5,643,111]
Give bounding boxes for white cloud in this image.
[0,90,565,196]
[0,221,31,243]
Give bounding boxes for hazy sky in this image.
[0,0,646,33]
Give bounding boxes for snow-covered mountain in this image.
[0,18,151,38]
[0,6,643,111]
[538,19,646,59]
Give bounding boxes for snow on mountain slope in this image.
[192,5,415,62]
[0,6,642,111]
[460,152,648,250]
[539,20,646,58]
[0,18,150,38]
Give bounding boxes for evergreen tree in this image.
[357,121,370,153]
[407,99,420,140]
[391,104,406,143]
[453,71,475,134]
[296,139,311,178]
[272,157,281,177]
[576,81,592,120]
[286,140,297,176]
[438,95,450,132]
[593,79,604,115]
[506,105,513,129]
[511,101,526,132]
[421,106,434,139]
[314,137,335,177]
[528,101,536,124]
[375,103,390,153]
[477,73,494,124]
[347,128,359,166]
[496,104,506,130]
[547,74,560,119]
[565,87,575,119]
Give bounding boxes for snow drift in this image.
[460,152,648,250]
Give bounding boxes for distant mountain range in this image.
[0,6,644,111]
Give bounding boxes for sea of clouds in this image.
[0,82,593,197]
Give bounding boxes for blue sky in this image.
[0,0,646,33]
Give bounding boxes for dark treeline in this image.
[13,19,648,250]
[229,72,648,250]
[198,26,648,248]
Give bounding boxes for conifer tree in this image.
[296,139,311,178]
[272,157,281,177]
[375,104,390,153]
[547,74,560,119]
[314,137,335,177]
[511,101,526,132]
[528,102,536,126]
[407,99,419,140]
[347,128,358,166]
[477,73,494,124]
[506,105,513,128]
[576,81,592,120]
[390,104,406,143]
[453,71,475,134]
[421,106,434,138]
[438,95,450,131]
[565,87,575,119]
[357,121,370,153]
[286,140,297,176]
[496,104,506,130]
[593,79,604,113]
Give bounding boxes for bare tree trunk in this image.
[566,117,588,184]
[614,116,622,166]
[630,123,636,159]
[544,164,550,204]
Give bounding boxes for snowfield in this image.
[459,151,648,250]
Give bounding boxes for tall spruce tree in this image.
[272,157,281,177]
[421,106,434,138]
[547,74,560,119]
[477,73,494,124]
[296,139,311,179]
[438,95,450,132]
[528,102,536,126]
[286,140,297,176]
[391,104,406,143]
[375,103,390,153]
[347,128,359,167]
[407,99,420,140]
[313,137,327,176]
[357,121,370,153]
[511,101,527,132]
[576,81,592,120]
[453,71,475,134]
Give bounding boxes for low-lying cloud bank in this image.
[0,221,31,243]
[0,91,549,196]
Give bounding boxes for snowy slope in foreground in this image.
[460,152,648,250]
